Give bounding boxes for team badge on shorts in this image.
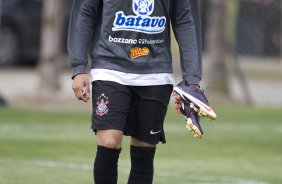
[96,94,109,117]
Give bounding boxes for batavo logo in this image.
[112,0,166,34]
[130,47,150,59]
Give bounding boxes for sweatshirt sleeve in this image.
[171,0,202,85]
[67,0,101,79]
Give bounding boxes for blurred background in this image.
[0,0,282,184]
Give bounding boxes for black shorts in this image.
[91,80,173,144]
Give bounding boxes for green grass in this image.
[0,104,282,184]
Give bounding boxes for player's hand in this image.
[172,92,183,114]
[172,85,199,114]
[72,74,90,102]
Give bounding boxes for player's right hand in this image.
[72,74,90,102]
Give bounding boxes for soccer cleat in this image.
[174,81,217,120]
[180,101,203,138]
[186,111,203,138]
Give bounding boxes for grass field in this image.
[0,104,282,184]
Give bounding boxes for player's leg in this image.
[125,84,173,184]
[128,137,156,184]
[94,130,123,184]
[92,81,132,184]
[96,129,123,149]
[131,137,155,148]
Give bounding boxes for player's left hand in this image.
[172,92,183,114]
[172,84,199,114]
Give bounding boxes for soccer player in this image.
[68,0,213,183]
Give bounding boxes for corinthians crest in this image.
[133,0,154,16]
[96,94,109,117]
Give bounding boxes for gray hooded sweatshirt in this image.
[68,0,202,84]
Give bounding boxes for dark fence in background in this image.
[198,0,282,106]
[200,0,281,59]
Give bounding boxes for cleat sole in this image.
[186,118,202,138]
[174,87,217,120]
[190,103,199,113]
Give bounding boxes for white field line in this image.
[166,122,282,134]
[0,158,268,184]
[0,122,85,133]
[0,122,282,134]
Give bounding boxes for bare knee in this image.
[96,130,123,149]
[98,137,121,149]
[131,137,156,148]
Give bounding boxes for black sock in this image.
[94,145,121,184]
[127,145,156,184]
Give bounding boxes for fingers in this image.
[172,92,183,114]
[172,92,182,105]
[172,92,182,101]
[72,74,91,103]
[171,92,178,97]
[174,102,181,110]
[72,83,87,102]
[84,80,91,101]
[174,103,182,114]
